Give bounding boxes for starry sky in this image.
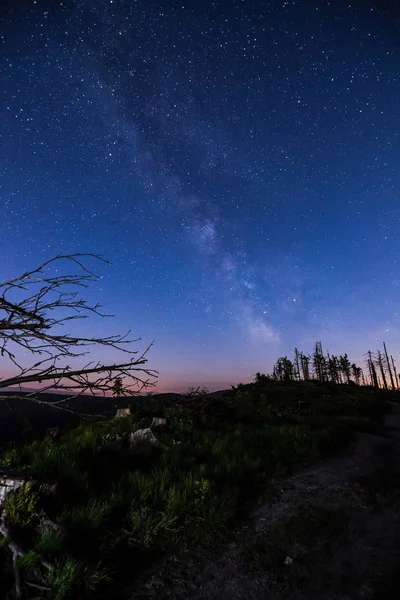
[1,0,399,392]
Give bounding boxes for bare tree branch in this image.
[0,254,158,400]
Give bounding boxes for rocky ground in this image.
[126,401,400,600]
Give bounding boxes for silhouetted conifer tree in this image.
[273,357,294,382]
[112,377,124,398]
[350,363,362,385]
[313,341,328,382]
[339,354,351,383]
[328,354,340,384]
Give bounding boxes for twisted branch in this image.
[0,254,158,400]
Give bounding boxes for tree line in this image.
[266,341,399,390]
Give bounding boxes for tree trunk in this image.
[367,351,379,389]
[383,342,395,389]
[377,351,388,390]
[391,356,398,391]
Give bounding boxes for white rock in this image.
[284,556,294,566]
[0,476,26,506]
[129,428,166,454]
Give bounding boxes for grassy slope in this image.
[0,381,394,599]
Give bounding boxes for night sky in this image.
[1,0,399,392]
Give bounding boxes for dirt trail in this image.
[127,401,400,600]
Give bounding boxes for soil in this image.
[125,400,400,599]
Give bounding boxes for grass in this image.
[5,483,42,527]
[0,380,394,598]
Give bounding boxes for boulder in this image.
[129,428,166,456]
[0,473,28,506]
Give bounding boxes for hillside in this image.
[0,381,398,599]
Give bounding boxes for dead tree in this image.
[391,355,398,391]
[365,351,379,389]
[376,350,388,391]
[294,347,301,381]
[383,342,396,390]
[300,352,310,381]
[0,254,158,402]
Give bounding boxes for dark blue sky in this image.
[1,0,399,391]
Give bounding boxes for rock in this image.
[129,428,166,455]
[114,408,131,419]
[284,556,294,566]
[151,417,168,429]
[0,475,27,506]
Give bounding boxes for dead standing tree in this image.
[365,351,379,389]
[376,350,388,391]
[383,341,396,390]
[391,355,399,390]
[0,253,158,401]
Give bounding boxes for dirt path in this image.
[127,401,400,600]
